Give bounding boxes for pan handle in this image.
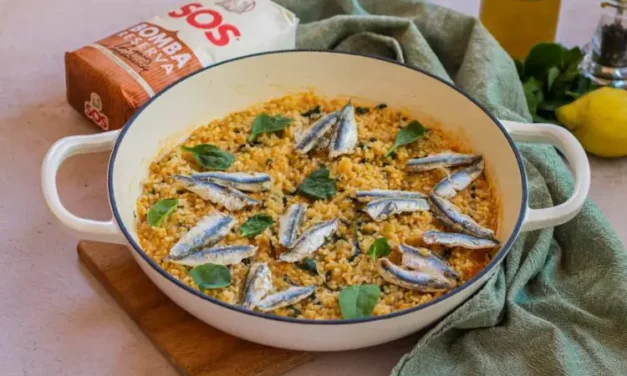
[41,130,127,244]
[501,120,591,232]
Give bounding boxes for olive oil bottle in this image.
[480,0,561,60]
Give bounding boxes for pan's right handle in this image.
[501,120,590,232]
[41,131,127,244]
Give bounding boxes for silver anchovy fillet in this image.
[191,172,272,192]
[166,212,235,260]
[278,203,307,247]
[429,194,495,240]
[329,101,358,158]
[294,111,339,154]
[377,258,455,292]
[422,230,499,250]
[406,152,482,173]
[241,262,273,310]
[279,219,339,262]
[174,175,259,211]
[364,198,430,222]
[256,285,316,312]
[355,189,427,202]
[399,244,459,280]
[433,159,484,198]
[167,245,257,267]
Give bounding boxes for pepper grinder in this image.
[581,0,627,87]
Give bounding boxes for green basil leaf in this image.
[547,66,560,91]
[522,77,542,116]
[249,113,292,142]
[385,120,426,157]
[182,144,235,171]
[301,105,321,117]
[514,59,525,78]
[562,46,584,67]
[339,284,381,319]
[297,167,336,200]
[189,264,231,290]
[295,258,318,275]
[240,214,274,237]
[368,238,391,261]
[523,42,564,81]
[146,198,178,227]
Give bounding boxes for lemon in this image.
[556,87,627,158]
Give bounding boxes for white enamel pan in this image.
[42,51,590,351]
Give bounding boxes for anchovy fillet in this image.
[294,111,339,154]
[399,244,459,280]
[364,198,430,222]
[174,175,258,211]
[429,194,495,240]
[278,203,307,247]
[377,258,455,292]
[355,189,427,202]
[433,159,484,198]
[279,219,339,262]
[166,212,235,260]
[241,262,273,310]
[191,172,272,192]
[329,102,358,158]
[256,285,316,312]
[167,245,257,267]
[406,152,482,173]
[422,230,499,250]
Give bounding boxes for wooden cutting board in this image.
[77,241,316,376]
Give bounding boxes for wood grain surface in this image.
[77,241,316,376]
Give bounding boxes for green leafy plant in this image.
[189,264,231,290]
[385,120,426,157]
[338,284,381,319]
[295,258,318,275]
[146,198,177,227]
[249,113,292,142]
[240,214,274,237]
[368,237,391,261]
[297,167,336,200]
[516,42,596,123]
[182,144,235,170]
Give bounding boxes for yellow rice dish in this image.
[136,92,500,320]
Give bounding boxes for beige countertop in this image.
[1,0,624,374]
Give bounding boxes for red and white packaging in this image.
[65,0,298,130]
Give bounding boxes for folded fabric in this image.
[274,0,627,374]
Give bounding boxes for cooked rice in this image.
[135,92,499,320]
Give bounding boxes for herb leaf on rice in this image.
[146,198,177,227]
[249,113,292,142]
[182,144,235,170]
[339,284,381,319]
[385,120,426,157]
[295,258,318,275]
[297,167,336,200]
[189,264,231,290]
[368,237,391,261]
[240,214,274,237]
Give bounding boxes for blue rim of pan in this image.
[108,49,528,325]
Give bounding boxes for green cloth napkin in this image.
[275,1,627,374]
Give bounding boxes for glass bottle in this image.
[480,0,562,60]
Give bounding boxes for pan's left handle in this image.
[501,120,591,232]
[41,130,127,244]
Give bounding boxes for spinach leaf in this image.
[240,214,274,237]
[339,284,380,319]
[189,264,231,290]
[295,258,318,275]
[385,120,426,157]
[297,167,336,200]
[146,198,177,227]
[182,144,235,171]
[249,113,292,142]
[368,238,391,261]
[301,105,321,117]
